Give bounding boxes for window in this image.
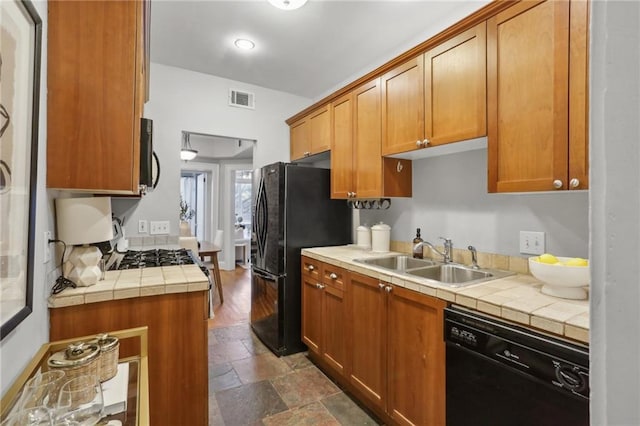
[234,170,252,237]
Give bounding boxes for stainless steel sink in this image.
[406,264,515,287]
[353,254,515,288]
[354,255,437,271]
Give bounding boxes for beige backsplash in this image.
[390,240,530,275]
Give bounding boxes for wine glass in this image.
[55,375,104,426]
[18,371,66,411]
[1,406,53,425]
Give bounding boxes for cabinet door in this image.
[487,0,570,192]
[387,286,446,426]
[425,22,487,146]
[353,79,383,199]
[347,272,386,411]
[290,118,310,161]
[301,272,322,354]
[568,0,589,190]
[322,284,347,375]
[330,93,355,199]
[381,56,425,155]
[309,106,331,155]
[47,0,144,193]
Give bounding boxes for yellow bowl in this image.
[528,256,590,300]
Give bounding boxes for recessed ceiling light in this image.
[234,38,255,50]
[268,0,308,11]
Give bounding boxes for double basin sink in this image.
[354,255,514,288]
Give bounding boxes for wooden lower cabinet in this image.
[347,272,387,411]
[49,291,209,426]
[387,284,446,426]
[303,261,446,425]
[301,258,348,376]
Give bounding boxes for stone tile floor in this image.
[208,324,384,425]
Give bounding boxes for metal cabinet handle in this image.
[423,138,430,146]
[329,273,338,280]
[553,179,563,189]
[378,283,385,289]
[416,140,423,147]
[304,151,311,157]
[316,283,325,289]
[385,285,393,293]
[307,265,315,271]
[570,178,580,189]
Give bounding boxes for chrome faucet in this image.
[413,237,453,263]
[468,245,480,269]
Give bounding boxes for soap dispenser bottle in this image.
[412,228,424,259]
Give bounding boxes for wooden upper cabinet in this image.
[425,22,487,147]
[330,80,412,199]
[353,79,412,199]
[487,0,588,192]
[330,93,354,199]
[381,56,425,155]
[309,106,331,154]
[354,79,384,198]
[47,0,148,194]
[290,118,310,161]
[290,105,331,161]
[381,23,487,156]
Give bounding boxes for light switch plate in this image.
[150,221,170,235]
[519,231,545,255]
[138,220,148,234]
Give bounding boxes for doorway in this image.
[180,170,210,241]
[179,132,255,270]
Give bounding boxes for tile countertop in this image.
[301,245,589,344]
[48,265,209,308]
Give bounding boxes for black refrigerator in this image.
[250,162,351,356]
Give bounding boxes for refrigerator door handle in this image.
[254,177,268,262]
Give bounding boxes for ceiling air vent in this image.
[229,89,255,109]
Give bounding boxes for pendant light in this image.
[267,0,308,11]
[180,132,198,161]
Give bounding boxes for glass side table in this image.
[1,327,149,425]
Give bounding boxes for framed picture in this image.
[0,0,42,340]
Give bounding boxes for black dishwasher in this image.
[445,306,589,426]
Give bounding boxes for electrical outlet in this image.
[44,231,52,263]
[150,221,170,235]
[519,231,545,255]
[138,219,148,234]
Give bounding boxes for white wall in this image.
[361,148,589,258]
[113,63,311,245]
[0,0,56,394]
[590,1,640,424]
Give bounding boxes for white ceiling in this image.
[150,0,491,100]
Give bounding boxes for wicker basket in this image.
[92,334,120,382]
[47,342,100,402]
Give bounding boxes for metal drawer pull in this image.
[307,265,315,271]
[378,282,385,289]
[329,273,337,280]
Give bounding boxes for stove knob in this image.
[555,365,586,392]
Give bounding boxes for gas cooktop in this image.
[113,248,199,270]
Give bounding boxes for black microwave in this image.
[139,118,159,192]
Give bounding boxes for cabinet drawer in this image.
[322,265,345,290]
[301,257,322,280]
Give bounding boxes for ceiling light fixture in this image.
[234,38,255,50]
[267,0,308,11]
[180,133,198,161]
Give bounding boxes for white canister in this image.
[371,222,391,253]
[356,225,371,249]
